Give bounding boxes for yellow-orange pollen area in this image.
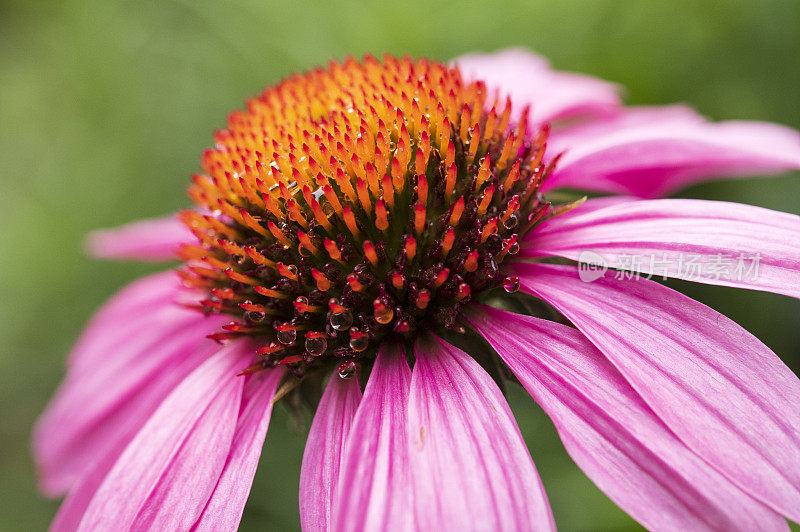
[178,55,556,381]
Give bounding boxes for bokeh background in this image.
[2,0,799,529]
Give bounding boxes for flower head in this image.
[36,50,800,531]
[178,56,554,386]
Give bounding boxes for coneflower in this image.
[35,49,800,531]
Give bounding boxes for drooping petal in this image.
[76,341,252,531]
[522,197,800,298]
[454,48,620,127]
[543,106,800,197]
[49,337,246,532]
[67,270,183,371]
[408,333,556,531]
[299,374,361,532]
[513,262,800,522]
[547,104,705,151]
[34,271,225,496]
[193,368,282,531]
[332,343,413,532]
[85,214,193,261]
[51,437,133,531]
[467,306,788,531]
[34,306,226,496]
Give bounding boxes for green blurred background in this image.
[2,0,799,529]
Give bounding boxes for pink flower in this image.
[34,49,800,531]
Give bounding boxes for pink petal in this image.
[34,306,225,496]
[454,48,620,127]
[299,374,362,532]
[85,214,193,261]
[409,334,556,531]
[48,336,239,532]
[34,273,224,495]
[51,440,132,531]
[548,104,706,150]
[544,106,800,197]
[512,262,800,522]
[333,343,413,532]
[76,341,252,530]
[193,369,282,531]
[66,271,187,372]
[467,306,787,531]
[524,197,800,298]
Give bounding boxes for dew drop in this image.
[503,276,520,293]
[337,360,357,379]
[349,329,369,352]
[277,330,296,345]
[508,241,520,255]
[373,298,394,325]
[503,213,518,229]
[330,310,354,331]
[305,335,327,356]
[374,306,394,324]
[245,310,266,323]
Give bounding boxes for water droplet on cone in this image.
[337,360,357,379]
[503,276,520,293]
[329,310,354,331]
[305,335,327,356]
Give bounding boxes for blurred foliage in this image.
[1,0,799,530]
